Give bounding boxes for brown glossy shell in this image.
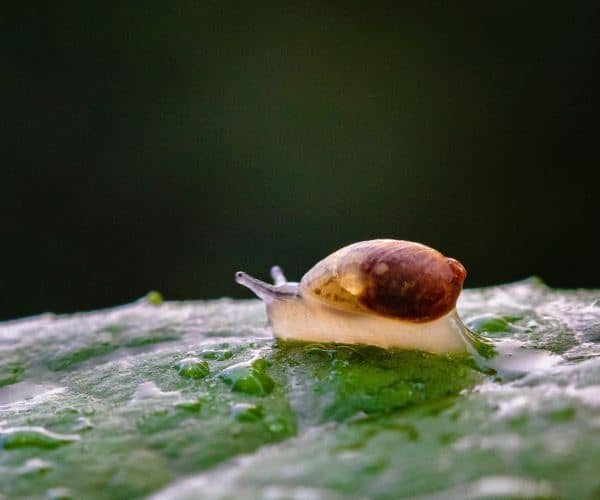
[300,239,466,322]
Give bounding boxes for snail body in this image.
[235,239,470,354]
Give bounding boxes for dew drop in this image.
[130,381,180,403]
[231,402,264,422]
[82,406,96,416]
[267,421,285,434]
[0,457,53,476]
[177,357,210,379]
[46,487,72,499]
[71,417,94,432]
[218,359,275,396]
[18,458,53,475]
[466,313,519,334]
[174,397,205,412]
[0,426,80,449]
[144,290,164,306]
[547,407,576,422]
[55,406,78,416]
[483,339,561,380]
[201,349,233,361]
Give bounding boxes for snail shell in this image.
[235,239,469,353]
[301,240,466,322]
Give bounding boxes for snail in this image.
[235,239,471,354]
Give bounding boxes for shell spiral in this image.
[300,239,466,323]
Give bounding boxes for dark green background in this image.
[2,3,599,319]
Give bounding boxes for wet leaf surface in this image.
[1,279,599,499]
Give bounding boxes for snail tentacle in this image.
[270,265,287,285]
[235,271,298,301]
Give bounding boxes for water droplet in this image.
[46,487,72,499]
[0,382,63,406]
[71,417,94,432]
[267,421,286,434]
[0,426,80,449]
[174,397,205,412]
[547,407,576,422]
[136,409,174,434]
[231,402,264,422]
[55,406,78,416]
[177,357,210,379]
[218,359,275,395]
[331,358,349,368]
[0,458,53,476]
[251,358,267,370]
[19,458,53,475]
[438,432,461,444]
[0,358,25,387]
[483,339,561,380]
[201,349,233,361]
[82,406,96,416]
[130,381,180,403]
[144,290,164,306]
[467,313,519,334]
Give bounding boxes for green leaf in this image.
[0,280,599,499]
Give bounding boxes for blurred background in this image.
[2,3,599,319]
